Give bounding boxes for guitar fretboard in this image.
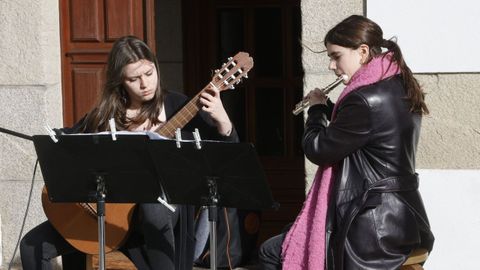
[154,51,252,138]
[155,89,205,138]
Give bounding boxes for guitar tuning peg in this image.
[215,69,219,73]
[244,74,248,79]
[229,85,235,89]
[228,57,233,61]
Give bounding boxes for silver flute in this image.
[292,74,348,115]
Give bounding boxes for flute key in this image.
[292,74,348,115]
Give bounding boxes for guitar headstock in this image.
[210,52,254,91]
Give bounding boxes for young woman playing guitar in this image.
[20,36,252,270]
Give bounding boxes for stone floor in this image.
[193,259,261,270]
[193,266,260,270]
[88,251,261,270]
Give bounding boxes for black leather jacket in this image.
[303,75,434,270]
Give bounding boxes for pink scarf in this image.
[281,53,400,270]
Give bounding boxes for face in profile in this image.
[326,43,366,84]
[122,59,158,108]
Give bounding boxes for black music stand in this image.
[32,134,163,270]
[148,139,276,270]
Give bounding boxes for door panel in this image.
[70,0,102,41]
[253,8,283,78]
[105,0,143,40]
[255,87,285,156]
[71,66,104,121]
[61,0,154,126]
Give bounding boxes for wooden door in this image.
[183,0,305,244]
[60,0,155,126]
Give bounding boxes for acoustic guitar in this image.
[42,52,254,254]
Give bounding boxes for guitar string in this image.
[155,55,251,138]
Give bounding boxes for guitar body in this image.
[41,187,135,254]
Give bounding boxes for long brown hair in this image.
[82,36,165,132]
[324,15,429,114]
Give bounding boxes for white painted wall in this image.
[418,169,480,269]
[367,0,480,73]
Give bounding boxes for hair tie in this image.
[381,39,391,48]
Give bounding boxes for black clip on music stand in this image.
[32,134,164,270]
[148,139,276,270]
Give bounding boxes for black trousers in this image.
[258,232,286,270]
[20,203,180,270]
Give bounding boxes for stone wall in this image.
[0,0,62,268]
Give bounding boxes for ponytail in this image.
[382,39,429,114]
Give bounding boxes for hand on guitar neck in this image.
[199,84,233,136]
[155,51,254,138]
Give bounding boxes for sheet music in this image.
[60,130,168,140]
[59,130,228,143]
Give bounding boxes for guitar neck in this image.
[154,51,253,138]
[155,87,206,138]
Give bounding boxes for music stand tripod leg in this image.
[96,175,107,270]
[207,177,219,270]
